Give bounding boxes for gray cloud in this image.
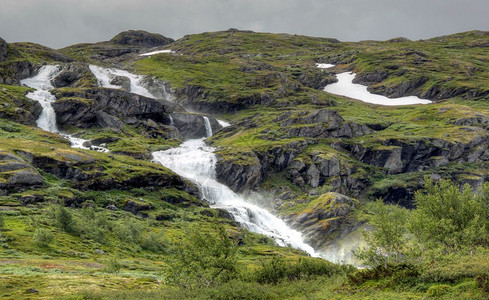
[1,0,489,48]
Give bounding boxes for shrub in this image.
[52,205,77,233]
[425,284,451,297]
[33,229,54,247]
[0,211,4,228]
[354,199,411,267]
[103,256,121,274]
[409,179,489,252]
[167,223,238,289]
[253,256,347,284]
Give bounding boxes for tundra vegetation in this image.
[0,29,489,298]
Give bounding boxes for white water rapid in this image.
[21,65,108,152]
[89,65,156,98]
[152,137,319,257]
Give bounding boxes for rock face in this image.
[214,109,371,193]
[0,37,7,62]
[0,151,43,194]
[285,192,357,249]
[52,63,96,88]
[170,112,222,139]
[52,88,178,129]
[0,61,36,85]
[110,30,174,48]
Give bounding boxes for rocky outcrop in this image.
[52,63,97,88]
[285,192,358,249]
[276,109,372,139]
[110,30,174,48]
[1,60,36,85]
[0,37,7,62]
[215,152,262,193]
[170,112,222,139]
[0,151,43,194]
[296,68,337,90]
[52,88,179,129]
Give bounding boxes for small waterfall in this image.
[88,65,155,98]
[169,115,174,126]
[21,65,109,152]
[203,116,212,138]
[21,65,61,132]
[152,139,319,257]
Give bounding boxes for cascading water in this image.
[88,65,155,98]
[203,116,213,138]
[152,138,318,256]
[21,65,61,132]
[21,65,108,152]
[88,63,320,257]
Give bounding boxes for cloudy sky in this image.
[1,0,488,48]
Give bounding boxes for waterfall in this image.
[88,65,155,98]
[21,65,108,152]
[203,116,213,138]
[152,139,319,257]
[89,63,320,257]
[21,65,61,132]
[168,115,174,126]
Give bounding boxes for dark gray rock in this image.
[286,192,357,249]
[123,200,154,215]
[53,88,180,129]
[109,75,131,92]
[0,151,43,194]
[110,30,174,47]
[0,37,7,62]
[52,63,96,88]
[215,153,262,193]
[170,112,222,139]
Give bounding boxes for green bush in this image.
[103,256,121,274]
[410,179,489,251]
[52,205,77,233]
[354,199,411,267]
[426,284,451,297]
[253,256,347,284]
[167,223,238,289]
[33,228,54,247]
[0,211,4,228]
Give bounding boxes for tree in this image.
[355,199,410,267]
[167,222,238,289]
[409,179,489,252]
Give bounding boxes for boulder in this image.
[287,192,357,249]
[0,151,43,194]
[110,30,174,47]
[170,112,222,139]
[52,63,97,88]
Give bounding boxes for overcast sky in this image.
[1,0,488,49]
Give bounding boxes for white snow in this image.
[316,63,335,69]
[139,49,175,56]
[323,72,432,106]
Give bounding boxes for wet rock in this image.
[52,63,96,88]
[53,88,179,129]
[287,192,357,249]
[215,153,262,193]
[109,75,131,92]
[170,112,222,139]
